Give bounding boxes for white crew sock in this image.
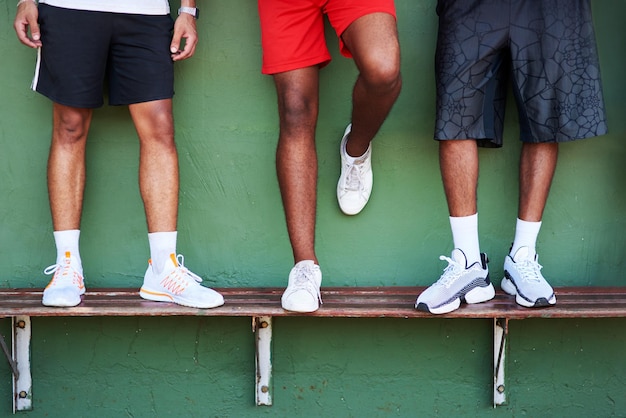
[148,231,177,275]
[53,229,82,270]
[449,213,481,266]
[511,218,542,259]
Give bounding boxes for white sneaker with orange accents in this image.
[42,251,85,307]
[140,253,224,309]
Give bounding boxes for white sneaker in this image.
[336,124,373,215]
[42,251,85,307]
[501,246,556,308]
[415,249,495,314]
[281,260,322,313]
[140,254,224,309]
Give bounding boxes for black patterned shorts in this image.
[434,0,607,147]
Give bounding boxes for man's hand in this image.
[170,13,198,61]
[14,1,41,48]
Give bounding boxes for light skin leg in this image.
[129,99,179,233]
[48,103,92,231]
[48,99,181,234]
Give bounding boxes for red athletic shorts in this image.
[258,0,396,74]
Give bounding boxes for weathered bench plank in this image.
[1,286,626,319]
[2,286,625,412]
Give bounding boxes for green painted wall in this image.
[0,1,624,416]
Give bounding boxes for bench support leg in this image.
[0,330,18,378]
[493,317,508,407]
[13,316,32,412]
[253,316,272,406]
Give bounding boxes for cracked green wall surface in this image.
[0,0,624,416]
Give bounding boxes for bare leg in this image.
[518,142,559,222]
[273,67,320,264]
[43,103,91,307]
[48,103,92,231]
[129,99,179,233]
[341,12,402,156]
[439,140,479,217]
[414,138,494,314]
[501,142,559,308]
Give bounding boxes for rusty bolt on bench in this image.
[18,391,28,399]
[497,385,505,394]
[16,320,26,329]
[261,386,269,393]
[260,321,269,328]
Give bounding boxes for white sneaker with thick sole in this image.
[415,249,495,314]
[140,253,224,309]
[501,246,556,308]
[281,260,322,313]
[42,251,85,307]
[337,124,373,215]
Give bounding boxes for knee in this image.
[134,105,176,149]
[359,51,402,94]
[146,111,175,145]
[279,92,318,134]
[53,107,91,144]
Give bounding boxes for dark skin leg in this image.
[341,13,402,157]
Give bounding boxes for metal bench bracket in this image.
[254,316,273,406]
[13,316,32,413]
[493,317,508,407]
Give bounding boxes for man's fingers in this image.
[171,15,197,61]
[14,4,41,48]
[28,16,40,41]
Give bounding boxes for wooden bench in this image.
[2,286,626,413]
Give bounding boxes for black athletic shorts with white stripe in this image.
[32,4,175,108]
[434,0,607,147]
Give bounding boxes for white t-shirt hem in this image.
[39,0,170,15]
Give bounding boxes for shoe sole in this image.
[281,301,319,313]
[42,297,82,307]
[501,275,557,308]
[281,294,320,313]
[416,283,495,315]
[139,287,225,309]
[42,288,85,307]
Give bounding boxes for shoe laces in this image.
[515,258,543,283]
[44,257,82,288]
[290,264,322,303]
[340,155,369,194]
[435,255,466,288]
[159,254,203,295]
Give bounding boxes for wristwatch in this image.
[178,7,199,19]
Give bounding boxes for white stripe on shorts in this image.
[31,47,42,92]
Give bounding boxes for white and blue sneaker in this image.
[416,249,495,314]
[337,124,373,215]
[140,254,224,309]
[501,246,556,308]
[281,260,322,313]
